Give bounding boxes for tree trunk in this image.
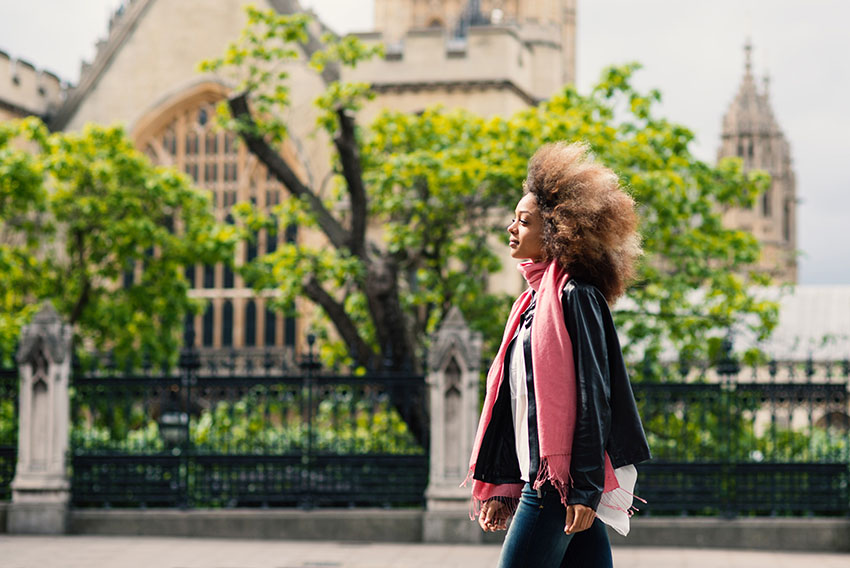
[362,254,428,447]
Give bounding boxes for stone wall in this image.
[0,50,64,119]
[347,24,563,104]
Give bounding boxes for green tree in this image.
[203,6,777,379]
[0,118,236,366]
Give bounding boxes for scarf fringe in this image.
[598,486,646,518]
[533,455,574,507]
[460,467,473,489]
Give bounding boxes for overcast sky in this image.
[1,0,847,285]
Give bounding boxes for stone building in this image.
[718,42,798,284]
[0,0,579,353]
[0,50,64,122]
[353,0,576,116]
[1,1,801,352]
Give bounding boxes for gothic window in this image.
[185,131,199,156]
[245,300,257,347]
[246,233,259,263]
[222,300,234,347]
[204,163,218,184]
[183,313,194,346]
[203,264,215,288]
[266,222,278,255]
[122,260,135,288]
[223,214,235,289]
[783,199,791,242]
[202,302,214,347]
[205,131,217,154]
[135,84,303,352]
[761,186,772,217]
[184,265,196,287]
[162,128,177,155]
[265,307,276,347]
[142,246,154,273]
[285,314,296,348]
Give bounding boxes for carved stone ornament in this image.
[427,307,483,372]
[16,302,71,366]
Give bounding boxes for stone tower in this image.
[718,42,797,283]
[372,0,576,87]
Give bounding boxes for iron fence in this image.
[633,359,850,516]
[0,353,17,501]
[6,330,850,517]
[69,341,428,509]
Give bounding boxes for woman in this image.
[465,142,651,568]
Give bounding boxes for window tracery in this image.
[134,86,296,349]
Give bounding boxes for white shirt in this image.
[508,321,532,483]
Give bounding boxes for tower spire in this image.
[744,38,753,75]
[718,39,797,283]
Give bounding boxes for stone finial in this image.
[16,302,71,365]
[744,38,753,75]
[427,307,482,373]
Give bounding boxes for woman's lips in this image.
[509,239,519,248]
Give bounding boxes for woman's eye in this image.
[519,219,528,225]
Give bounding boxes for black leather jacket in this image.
[472,279,651,510]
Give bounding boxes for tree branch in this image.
[270,0,340,85]
[334,109,368,258]
[228,93,350,251]
[302,275,375,368]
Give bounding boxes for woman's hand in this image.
[564,504,595,534]
[478,499,509,532]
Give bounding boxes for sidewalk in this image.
[1,535,849,568]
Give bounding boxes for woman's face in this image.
[507,193,545,262]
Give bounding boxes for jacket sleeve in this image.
[562,282,612,510]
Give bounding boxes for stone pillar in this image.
[424,307,483,543]
[9,303,72,534]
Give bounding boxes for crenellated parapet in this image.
[344,23,566,107]
[373,0,576,87]
[0,49,65,120]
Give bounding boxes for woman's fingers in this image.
[478,506,491,531]
[564,504,595,534]
[478,501,496,531]
[478,500,508,532]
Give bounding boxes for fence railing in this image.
[4,336,849,517]
[69,343,428,509]
[633,359,850,516]
[0,355,18,501]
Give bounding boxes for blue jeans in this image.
[497,484,613,568]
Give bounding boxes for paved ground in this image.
[1,536,849,568]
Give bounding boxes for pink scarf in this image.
[465,260,619,511]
